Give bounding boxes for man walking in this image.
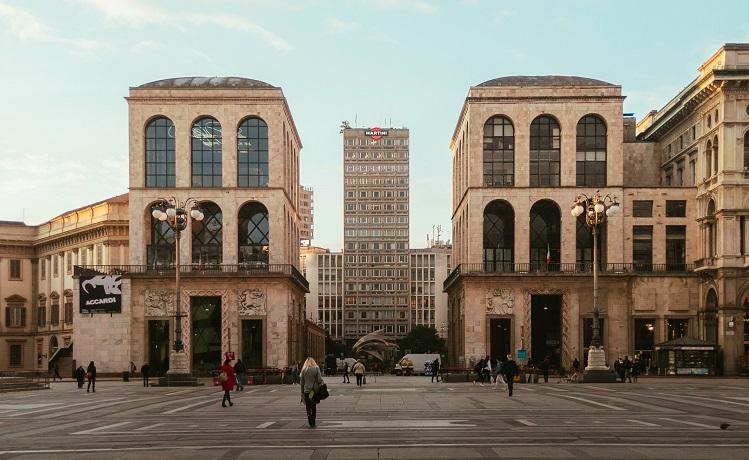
[540,356,550,383]
[352,360,366,387]
[431,358,441,383]
[53,363,62,382]
[140,362,151,387]
[473,357,486,386]
[234,359,246,391]
[342,362,350,383]
[503,354,518,397]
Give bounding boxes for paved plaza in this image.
[0,376,748,459]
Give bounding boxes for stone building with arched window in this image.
[446,45,749,375]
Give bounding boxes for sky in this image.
[0,0,747,251]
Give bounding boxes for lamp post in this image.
[151,197,204,383]
[570,190,620,383]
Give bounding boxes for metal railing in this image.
[75,264,309,291]
[0,371,50,392]
[444,262,696,289]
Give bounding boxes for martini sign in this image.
[365,127,388,140]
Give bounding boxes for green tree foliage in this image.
[398,325,446,354]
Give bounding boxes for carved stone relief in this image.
[238,288,266,317]
[486,288,514,316]
[144,289,175,317]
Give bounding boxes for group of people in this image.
[340,360,367,386]
[73,361,97,392]
[614,355,641,383]
[473,354,519,396]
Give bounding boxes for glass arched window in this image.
[191,117,222,187]
[530,115,561,187]
[145,117,175,187]
[706,200,716,258]
[148,203,175,267]
[238,202,269,264]
[744,131,749,171]
[575,213,604,270]
[483,200,514,272]
[576,115,607,186]
[529,200,561,271]
[705,289,718,344]
[713,136,719,175]
[483,116,514,187]
[192,202,222,264]
[705,139,712,178]
[238,117,269,187]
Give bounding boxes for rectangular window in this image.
[40,258,46,279]
[634,318,656,352]
[51,303,60,326]
[5,306,26,328]
[676,162,683,186]
[666,225,686,270]
[9,344,22,367]
[96,245,103,265]
[689,160,696,185]
[632,226,653,271]
[37,305,46,327]
[66,252,73,275]
[665,200,687,217]
[53,255,59,277]
[632,201,653,218]
[667,318,688,340]
[64,300,73,324]
[9,259,21,280]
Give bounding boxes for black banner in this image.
[79,275,122,313]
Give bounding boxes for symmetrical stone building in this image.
[445,44,749,374]
[0,196,128,374]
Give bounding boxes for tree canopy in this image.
[398,325,446,355]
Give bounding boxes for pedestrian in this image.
[219,358,236,407]
[431,358,441,383]
[473,357,486,386]
[342,362,350,383]
[234,359,246,391]
[494,358,507,389]
[623,355,633,383]
[540,356,550,383]
[86,361,96,393]
[631,356,640,383]
[352,359,366,387]
[129,361,137,377]
[75,365,85,389]
[503,354,518,397]
[141,362,151,387]
[53,362,62,381]
[300,357,324,427]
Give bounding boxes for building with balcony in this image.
[445,74,703,372]
[637,44,749,374]
[71,77,309,375]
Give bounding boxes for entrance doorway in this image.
[489,318,512,360]
[531,294,562,368]
[242,320,263,368]
[148,320,170,376]
[191,296,222,375]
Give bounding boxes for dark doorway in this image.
[490,318,512,360]
[191,297,222,375]
[531,295,562,368]
[148,320,170,376]
[242,320,264,368]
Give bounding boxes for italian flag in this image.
[546,243,552,264]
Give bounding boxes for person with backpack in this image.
[234,359,246,391]
[300,357,324,427]
[503,354,518,397]
[219,359,236,407]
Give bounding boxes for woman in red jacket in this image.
[220,358,236,407]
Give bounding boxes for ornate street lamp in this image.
[151,197,204,383]
[571,190,620,383]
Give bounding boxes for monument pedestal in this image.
[157,351,201,387]
[582,346,618,383]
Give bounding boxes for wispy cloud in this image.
[130,40,165,53]
[324,17,360,35]
[76,0,293,52]
[0,1,105,50]
[354,0,436,14]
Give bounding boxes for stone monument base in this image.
[582,347,618,383]
[156,351,200,387]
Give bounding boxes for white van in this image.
[393,353,440,376]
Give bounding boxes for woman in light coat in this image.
[300,357,323,427]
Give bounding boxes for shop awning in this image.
[655,336,716,351]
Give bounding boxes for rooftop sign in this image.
[365,127,388,140]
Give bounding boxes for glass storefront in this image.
[191,297,222,375]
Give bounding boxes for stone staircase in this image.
[0,374,49,393]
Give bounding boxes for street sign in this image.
[516,349,527,360]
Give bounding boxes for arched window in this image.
[192,202,222,264]
[238,117,269,187]
[706,199,716,259]
[705,139,712,178]
[191,117,222,187]
[530,115,561,187]
[704,289,718,344]
[145,117,175,187]
[483,200,514,272]
[576,213,604,270]
[238,202,269,264]
[529,200,561,271]
[148,203,175,267]
[744,131,749,171]
[576,115,607,186]
[713,136,719,175]
[483,116,514,187]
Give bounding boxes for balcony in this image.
[74,264,309,292]
[443,262,696,290]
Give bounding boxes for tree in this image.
[398,325,446,355]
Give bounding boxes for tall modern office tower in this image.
[342,127,410,343]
